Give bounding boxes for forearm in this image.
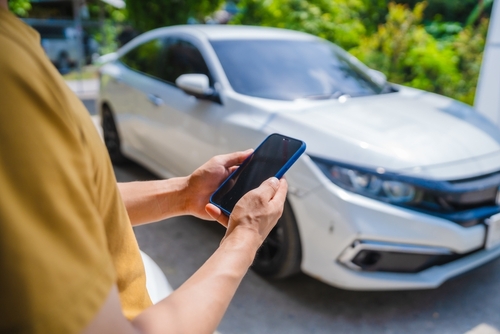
[132,229,260,333]
[82,177,286,333]
[117,178,189,226]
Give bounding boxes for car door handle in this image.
[147,94,164,107]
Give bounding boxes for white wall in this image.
[475,0,500,125]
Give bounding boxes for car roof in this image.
[117,25,321,58]
[146,24,318,41]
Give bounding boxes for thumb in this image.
[205,203,229,227]
[253,177,280,201]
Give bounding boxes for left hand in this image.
[183,149,253,221]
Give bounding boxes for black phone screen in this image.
[211,134,304,213]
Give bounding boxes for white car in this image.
[99,25,500,290]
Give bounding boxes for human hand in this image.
[184,149,253,221]
[205,177,288,247]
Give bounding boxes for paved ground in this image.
[74,79,500,334]
[66,79,98,115]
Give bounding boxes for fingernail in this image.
[268,177,279,188]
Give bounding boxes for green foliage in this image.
[232,0,367,49]
[465,0,494,26]
[87,4,129,54]
[358,0,388,34]
[452,18,489,104]
[125,0,224,32]
[348,2,487,105]
[395,0,487,24]
[8,0,31,17]
[425,21,462,40]
[93,20,121,54]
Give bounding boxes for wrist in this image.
[155,176,190,217]
[220,226,262,261]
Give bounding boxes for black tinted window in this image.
[160,39,213,85]
[33,26,66,39]
[120,39,163,78]
[211,39,383,100]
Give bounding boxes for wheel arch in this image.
[251,196,303,279]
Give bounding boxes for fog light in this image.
[338,241,457,273]
[353,250,381,267]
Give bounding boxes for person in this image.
[0,1,288,333]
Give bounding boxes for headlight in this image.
[313,158,419,204]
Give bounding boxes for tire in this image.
[101,104,128,165]
[251,200,302,279]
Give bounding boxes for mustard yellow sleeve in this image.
[0,10,115,333]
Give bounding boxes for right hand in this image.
[205,177,288,247]
[183,149,253,221]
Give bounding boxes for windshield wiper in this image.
[301,90,345,100]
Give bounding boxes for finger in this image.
[270,178,288,205]
[205,203,229,227]
[218,149,253,168]
[228,166,239,173]
[251,177,280,201]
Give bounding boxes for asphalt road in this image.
[114,161,500,334]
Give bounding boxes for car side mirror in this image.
[368,69,387,87]
[176,74,213,95]
[176,74,221,104]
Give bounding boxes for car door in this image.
[145,35,225,176]
[116,38,166,165]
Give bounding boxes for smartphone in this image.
[210,133,306,215]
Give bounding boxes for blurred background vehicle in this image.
[31,24,99,73]
[98,25,500,290]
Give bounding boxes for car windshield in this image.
[210,39,386,101]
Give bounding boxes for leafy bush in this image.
[232,0,367,50]
[8,0,31,17]
[451,18,489,104]
[125,0,224,32]
[395,0,487,23]
[349,2,487,105]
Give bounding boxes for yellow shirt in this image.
[0,8,152,333]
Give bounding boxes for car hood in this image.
[265,91,500,180]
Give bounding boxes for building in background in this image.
[22,0,116,73]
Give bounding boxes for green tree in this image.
[350,2,487,105]
[8,0,31,16]
[359,0,389,34]
[395,0,490,24]
[231,0,367,50]
[452,18,489,104]
[86,3,129,54]
[125,0,224,32]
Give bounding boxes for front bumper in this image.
[289,181,500,290]
[316,244,500,290]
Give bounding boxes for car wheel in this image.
[101,104,127,165]
[251,200,302,279]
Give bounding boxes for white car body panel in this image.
[99,25,500,290]
[265,93,500,177]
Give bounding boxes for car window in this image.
[211,39,385,101]
[33,26,66,39]
[159,38,213,86]
[120,39,163,79]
